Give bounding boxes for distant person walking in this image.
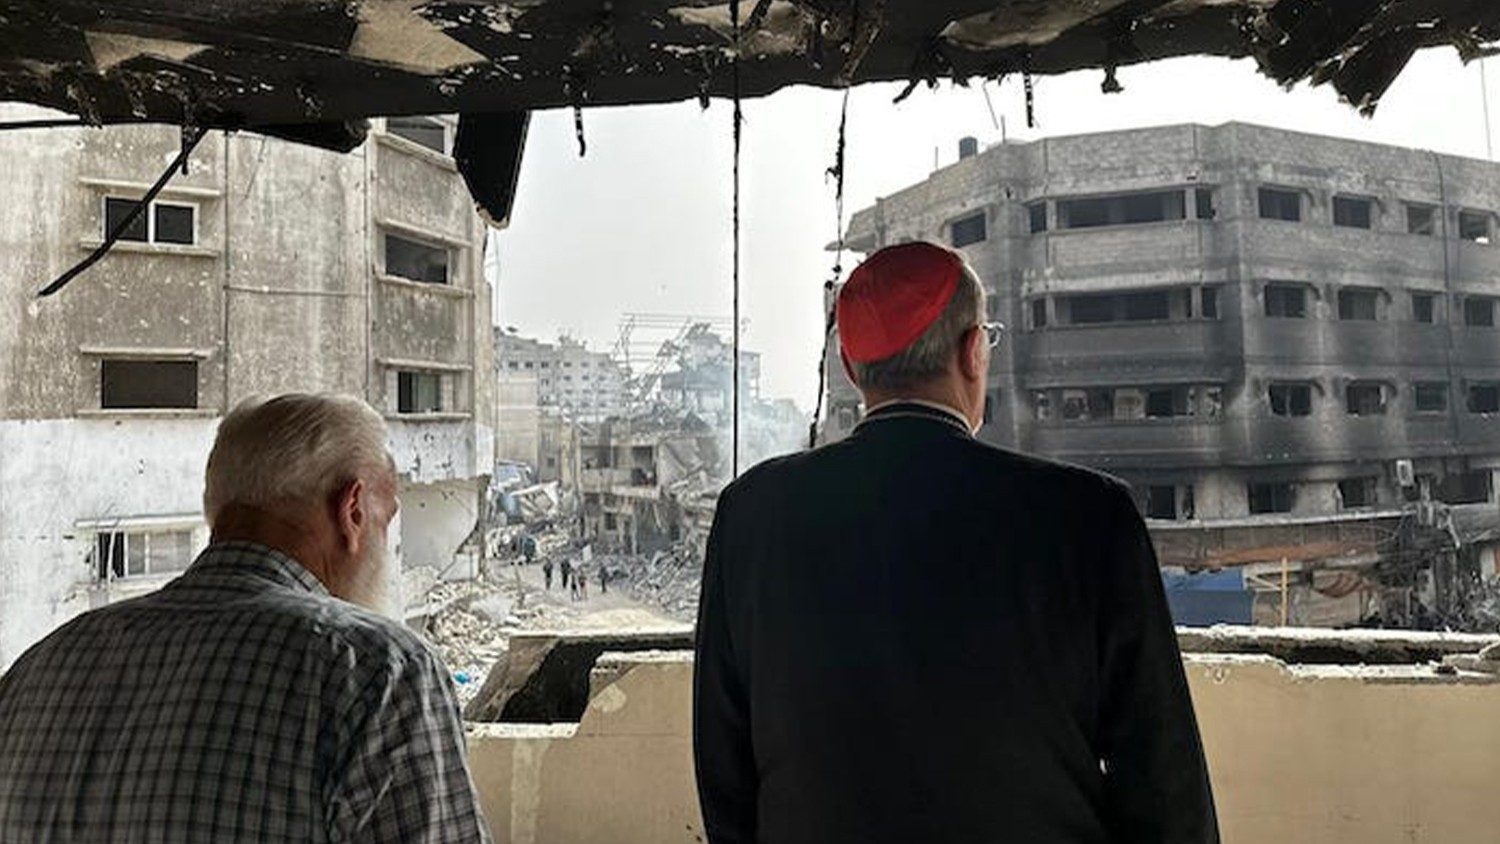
[561,558,573,593]
[598,567,608,594]
[542,558,554,590]
[577,568,589,601]
[694,243,1217,843]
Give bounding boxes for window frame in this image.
[1336,287,1381,322]
[95,529,194,581]
[1465,296,1496,328]
[102,195,199,246]
[1345,381,1387,416]
[1258,187,1302,222]
[1332,195,1375,230]
[949,211,988,248]
[1056,190,1187,230]
[1414,382,1449,414]
[1027,202,1048,234]
[1264,283,1309,319]
[99,357,199,410]
[1468,383,1500,415]
[1412,292,1437,324]
[1200,286,1220,320]
[383,231,451,285]
[1248,482,1297,514]
[1029,299,1048,330]
[1337,477,1378,510]
[385,115,450,155]
[1268,382,1314,417]
[396,370,445,414]
[1406,203,1437,236]
[1459,210,1492,243]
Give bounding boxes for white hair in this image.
[204,393,392,525]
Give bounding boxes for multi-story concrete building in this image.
[838,122,1500,520]
[496,332,628,423]
[834,123,1500,625]
[0,109,494,666]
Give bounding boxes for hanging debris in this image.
[3,1,1497,227]
[811,87,850,449]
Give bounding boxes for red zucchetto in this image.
[837,242,963,364]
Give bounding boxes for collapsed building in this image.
[829,122,1500,629]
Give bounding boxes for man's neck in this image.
[861,383,976,432]
[210,504,335,589]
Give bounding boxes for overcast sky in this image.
[490,50,1498,412]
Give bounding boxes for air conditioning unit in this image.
[1395,459,1416,488]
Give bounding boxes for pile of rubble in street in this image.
[602,539,706,622]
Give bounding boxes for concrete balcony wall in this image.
[467,648,1500,844]
[1035,223,1209,284]
[387,418,487,483]
[1236,220,1448,278]
[1029,421,1225,469]
[1228,414,1417,465]
[1023,321,1231,384]
[1456,328,1500,368]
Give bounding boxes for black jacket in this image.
[693,402,1218,843]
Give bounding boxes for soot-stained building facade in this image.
[834,122,1500,524]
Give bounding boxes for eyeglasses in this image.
[980,321,1005,348]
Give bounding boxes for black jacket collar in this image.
[854,401,974,438]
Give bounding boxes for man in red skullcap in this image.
[694,242,1217,843]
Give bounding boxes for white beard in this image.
[344,525,403,619]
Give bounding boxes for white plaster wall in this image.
[0,417,218,666]
[399,478,480,577]
[388,418,486,483]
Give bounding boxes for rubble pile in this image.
[609,539,706,621]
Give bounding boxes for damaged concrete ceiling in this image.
[5,0,1499,221]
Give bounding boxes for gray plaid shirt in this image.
[0,542,491,843]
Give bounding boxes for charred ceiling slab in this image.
[2,1,1497,219]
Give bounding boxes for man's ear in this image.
[332,478,366,554]
[958,326,986,381]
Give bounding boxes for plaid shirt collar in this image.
[188,540,331,598]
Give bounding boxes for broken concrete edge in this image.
[462,649,1500,737]
[482,628,696,724]
[1185,653,1500,685]
[458,625,1500,724]
[1175,624,1499,664]
[462,625,696,721]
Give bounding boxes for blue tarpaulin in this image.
[1161,569,1254,627]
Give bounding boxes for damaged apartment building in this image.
[831,123,1500,626]
[494,331,629,485]
[0,108,494,667]
[571,324,803,554]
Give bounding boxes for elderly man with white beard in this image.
[0,393,490,842]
